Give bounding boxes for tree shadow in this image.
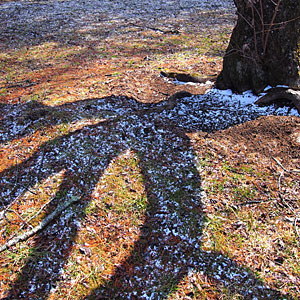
[0,96,151,143]
[0,95,288,299]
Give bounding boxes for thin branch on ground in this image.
[235,199,273,206]
[272,156,300,174]
[6,209,33,229]
[129,22,179,34]
[272,157,300,240]
[0,196,79,253]
[294,215,300,239]
[6,196,58,243]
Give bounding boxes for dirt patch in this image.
[208,116,300,164]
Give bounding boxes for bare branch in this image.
[0,196,79,253]
[272,157,300,174]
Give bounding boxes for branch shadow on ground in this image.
[0,96,288,299]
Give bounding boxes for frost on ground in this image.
[0,88,297,299]
[157,86,299,132]
[0,0,234,48]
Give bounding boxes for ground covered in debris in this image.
[0,0,300,299]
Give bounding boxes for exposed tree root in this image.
[255,87,300,115]
[160,71,217,84]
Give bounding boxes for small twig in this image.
[224,47,257,63]
[272,157,300,239]
[22,184,38,195]
[294,215,300,239]
[0,191,24,221]
[0,196,79,253]
[6,209,33,229]
[129,22,179,34]
[236,11,254,28]
[235,199,272,206]
[6,196,57,242]
[263,15,300,26]
[277,171,285,202]
[272,157,300,174]
[26,198,55,225]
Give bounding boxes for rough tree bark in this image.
[216,0,300,94]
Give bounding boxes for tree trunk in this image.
[216,0,300,94]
